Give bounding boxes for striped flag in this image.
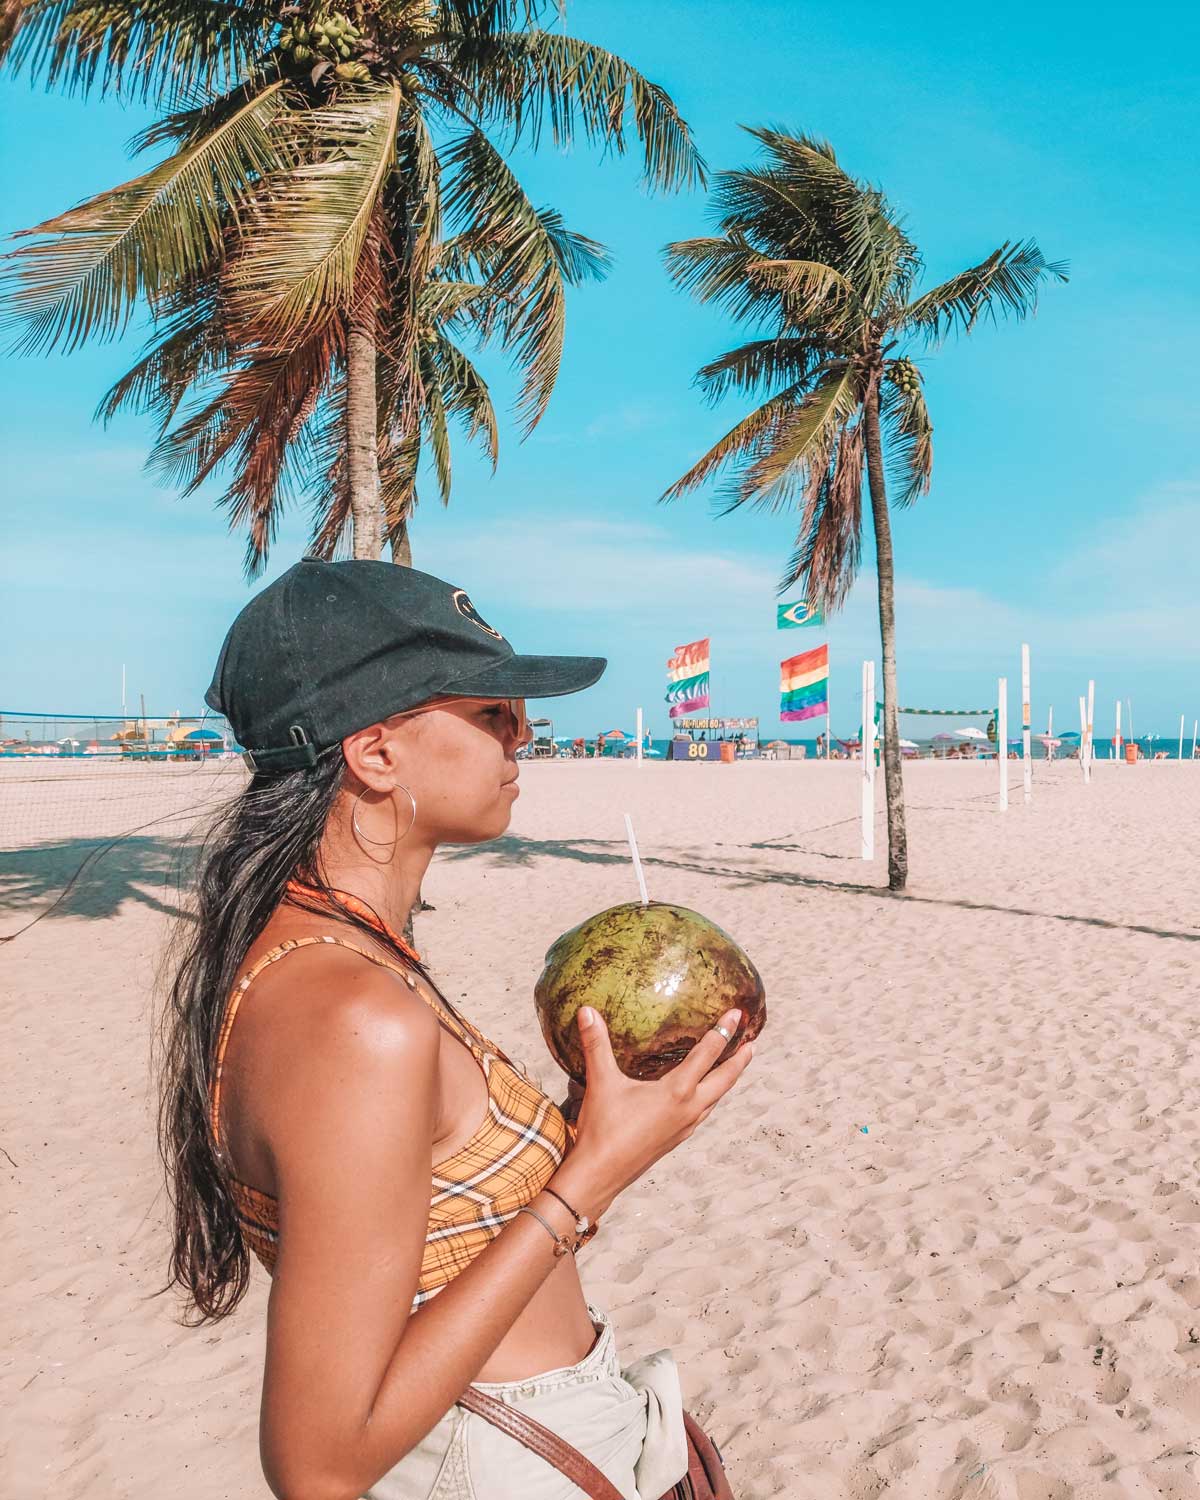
[666,638,710,719]
[777,600,825,629]
[780,644,829,722]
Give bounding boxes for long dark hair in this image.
[155,746,421,1324]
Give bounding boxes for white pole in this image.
[1079,697,1090,784]
[1047,703,1054,764]
[1179,713,1185,763]
[636,706,643,763]
[1021,644,1032,804]
[826,659,832,762]
[1193,719,1198,762]
[1115,700,1122,764]
[1086,679,1095,774]
[998,676,1009,811]
[861,660,875,861]
[121,663,127,721]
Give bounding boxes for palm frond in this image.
[662,233,787,326]
[302,374,352,561]
[2,79,284,353]
[222,84,404,337]
[746,256,862,337]
[424,331,499,467]
[5,0,277,103]
[149,321,337,529]
[880,376,933,507]
[901,239,1068,344]
[94,277,225,432]
[694,335,831,404]
[661,385,804,503]
[458,29,705,193]
[441,125,609,431]
[737,361,860,508]
[720,129,919,314]
[780,419,864,606]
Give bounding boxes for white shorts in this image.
[364,1307,688,1500]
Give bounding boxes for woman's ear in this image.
[342,721,405,792]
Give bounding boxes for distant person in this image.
[596,731,606,759]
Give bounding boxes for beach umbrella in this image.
[932,732,958,742]
[1058,730,1081,742]
[955,727,988,741]
[602,728,629,740]
[898,737,918,749]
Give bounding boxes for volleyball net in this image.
[1,709,246,942]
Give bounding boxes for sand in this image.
[2,757,1198,1499]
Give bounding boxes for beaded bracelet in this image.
[541,1186,599,1249]
[517,1205,575,1258]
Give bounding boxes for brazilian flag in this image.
[777,600,824,629]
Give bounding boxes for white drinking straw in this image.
[623,812,649,905]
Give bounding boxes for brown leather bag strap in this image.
[457,1387,627,1500]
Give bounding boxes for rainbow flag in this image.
[666,637,711,719]
[780,644,828,722]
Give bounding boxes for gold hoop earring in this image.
[352,784,417,864]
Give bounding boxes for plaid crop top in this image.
[209,916,574,1313]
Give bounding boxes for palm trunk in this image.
[389,510,413,567]
[863,379,908,892]
[347,316,382,560]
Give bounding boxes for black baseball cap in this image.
[206,557,606,772]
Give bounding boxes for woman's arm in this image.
[256,965,589,1500]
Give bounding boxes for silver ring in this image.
[713,1024,732,1042]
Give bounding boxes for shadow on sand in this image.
[0,833,197,941]
[442,834,1200,945]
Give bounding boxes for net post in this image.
[636,707,643,763]
[998,678,1009,811]
[1021,644,1031,803]
[861,660,875,860]
[1079,696,1090,784]
[1086,680,1095,775]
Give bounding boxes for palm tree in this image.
[663,128,1065,891]
[2,2,704,572]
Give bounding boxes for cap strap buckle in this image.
[242,724,318,774]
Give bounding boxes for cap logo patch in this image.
[451,589,503,641]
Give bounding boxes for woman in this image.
[159,558,753,1500]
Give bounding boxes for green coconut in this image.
[534,901,766,1083]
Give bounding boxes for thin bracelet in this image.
[541,1186,599,1246]
[517,1205,575,1258]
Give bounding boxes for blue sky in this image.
[2,0,1198,737]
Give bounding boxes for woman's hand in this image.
[551,1006,753,1221]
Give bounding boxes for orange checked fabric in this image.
[209,893,574,1313]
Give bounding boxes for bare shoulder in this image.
[233,943,442,1184]
[261,945,441,1116]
